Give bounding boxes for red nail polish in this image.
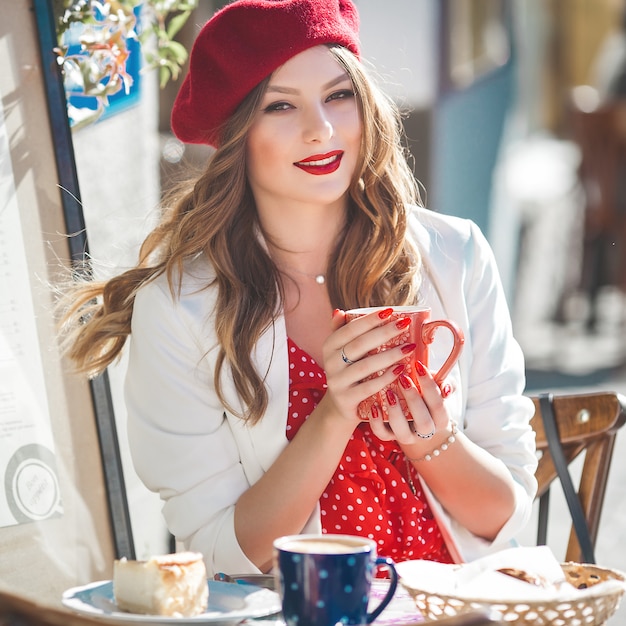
[396,317,411,330]
[386,389,397,406]
[371,404,379,419]
[378,307,394,319]
[441,383,452,398]
[415,360,427,376]
[401,342,417,354]
[399,374,412,389]
[393,364,405,376]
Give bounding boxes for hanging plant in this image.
[53,0,197,129]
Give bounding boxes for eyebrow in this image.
[265,73,351,95]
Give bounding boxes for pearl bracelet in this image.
[406,421,459,462]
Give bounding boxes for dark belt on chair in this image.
[537,392,596,564]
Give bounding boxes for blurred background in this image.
[64,0,626,601]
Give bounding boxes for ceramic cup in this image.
[273,534,398,626]
[345,306,464,421]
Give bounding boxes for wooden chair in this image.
[529,391,626,563]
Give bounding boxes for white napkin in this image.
[396,546,625,603]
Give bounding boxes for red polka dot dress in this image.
[286,338,453,565]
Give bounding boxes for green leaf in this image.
[162,40,188,64]
[166,10,191,39]
[159,65,171,89]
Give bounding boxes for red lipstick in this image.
[294,150,343,175]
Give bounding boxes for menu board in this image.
[0,93,62,528]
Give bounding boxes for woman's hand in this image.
[368,363,517,540]
[320,308,415,424]
[368,360,454,450]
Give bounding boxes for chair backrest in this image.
[529,391,626,563]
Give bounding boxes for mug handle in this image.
[421,320,465,385]
[366,557,398,624]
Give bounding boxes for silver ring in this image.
[341,346,355,365]
[414,427,435,439]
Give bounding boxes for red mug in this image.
[345,306,464,421]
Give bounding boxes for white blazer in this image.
[125,206,538,575]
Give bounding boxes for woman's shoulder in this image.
[130,255,218,348]
[407,205,485,260]
[134,253,217,310]
[407,205,475,242]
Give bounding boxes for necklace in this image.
[279,266,326,284]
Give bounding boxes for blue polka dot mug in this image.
[273,534,398,626]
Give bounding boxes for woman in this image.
[60,0,537,575]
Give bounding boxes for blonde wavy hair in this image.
[59,45,423,424]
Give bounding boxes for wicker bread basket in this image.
[400,562,626,625]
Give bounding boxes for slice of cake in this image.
[113,551,209,617]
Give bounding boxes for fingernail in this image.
[441,383,452,398]
[396,317,411,330]
[399,374,412,390]
[401,342,417,354]
[386,389,397,406]
[332,308,341,318]
[378,307,394,319]
[371,404,379,419]
[392,364,405,376]
[415,360,427,376]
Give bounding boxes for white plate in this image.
[62,580,282,625]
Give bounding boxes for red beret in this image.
[171,0,361,146]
